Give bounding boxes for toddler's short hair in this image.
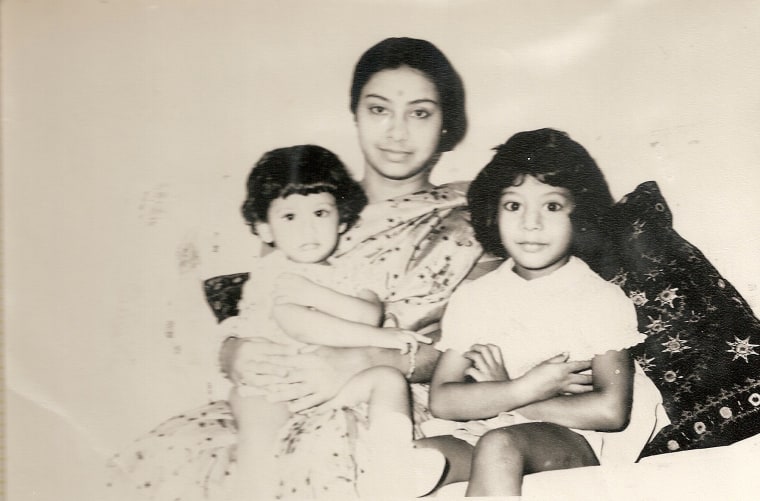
[241,145,367,235]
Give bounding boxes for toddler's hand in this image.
[273,272,318,306]
[463,344,509,382]
[385,328,433,354]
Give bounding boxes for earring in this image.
[442,129,448,135]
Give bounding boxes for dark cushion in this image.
[203,272,249,323]
[600,181,760,457]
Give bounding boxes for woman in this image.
[109,37,590,500]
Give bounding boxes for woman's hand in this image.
[227,337,301,388]
[462,344,509,382]
[264,346,366,413]
[519,353,593,400]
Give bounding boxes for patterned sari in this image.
[107,183,483,500]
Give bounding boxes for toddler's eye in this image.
[502,201,520,211]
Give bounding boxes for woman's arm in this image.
[274,272,382,325]
[272,303,431,352]
[232,341,442,412]
[515,349,634,431]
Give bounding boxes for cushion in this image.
[599,181,760,457]
[203,272,249,323]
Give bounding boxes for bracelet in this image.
[405,347,417,380]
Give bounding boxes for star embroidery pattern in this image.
[629,290,648,307]
[646,315,670,335]
[662,333,691,355]
[635,354,656,373]
[630,219,646,239]
[656,286,680,308]
[726,336,759,362]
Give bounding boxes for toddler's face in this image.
[258,192,345,264]
[498,175,574,280]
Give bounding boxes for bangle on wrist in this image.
[405,348,417,380]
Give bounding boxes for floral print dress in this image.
[107,183,483,500]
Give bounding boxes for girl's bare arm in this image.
[515,349,634,431]
[430,350,560,421]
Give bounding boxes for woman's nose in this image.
[387,114,408,141]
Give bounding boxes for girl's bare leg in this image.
[229,388,290,499]
[415,435,474,490]
[466,422,599,497]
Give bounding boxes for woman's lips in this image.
[379,148,412,162]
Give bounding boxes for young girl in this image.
[423,128,669,496]
[225,144,443,499]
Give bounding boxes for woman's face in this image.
[355,65,443,183]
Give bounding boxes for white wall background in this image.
[3,1,760,500]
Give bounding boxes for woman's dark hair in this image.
[349,37,467,153]
[241,145,367,237]
[468,128,615,271]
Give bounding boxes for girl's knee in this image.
[474,428,524,460]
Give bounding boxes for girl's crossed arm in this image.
[430,345,633,432]
[515,349,634,432]
[429,347,593,421]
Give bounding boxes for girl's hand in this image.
[463,344,509,382]
[520,353,593,400]
[272,272,320,306]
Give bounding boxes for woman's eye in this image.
[314,209,329,218]
[546,202,563,212]
[369,105,387,115]
[410,109,431,119]
[502,201,520,211]
[282,213,295,221]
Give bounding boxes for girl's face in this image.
[498,175,574,280]
[354,65,443,184]
[257,192,346,264]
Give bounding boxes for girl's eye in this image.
[546,202,563,212]
[314,209,329,218]
[410,108,431,119]
[502,201,520,211]
[282,213,295,221]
